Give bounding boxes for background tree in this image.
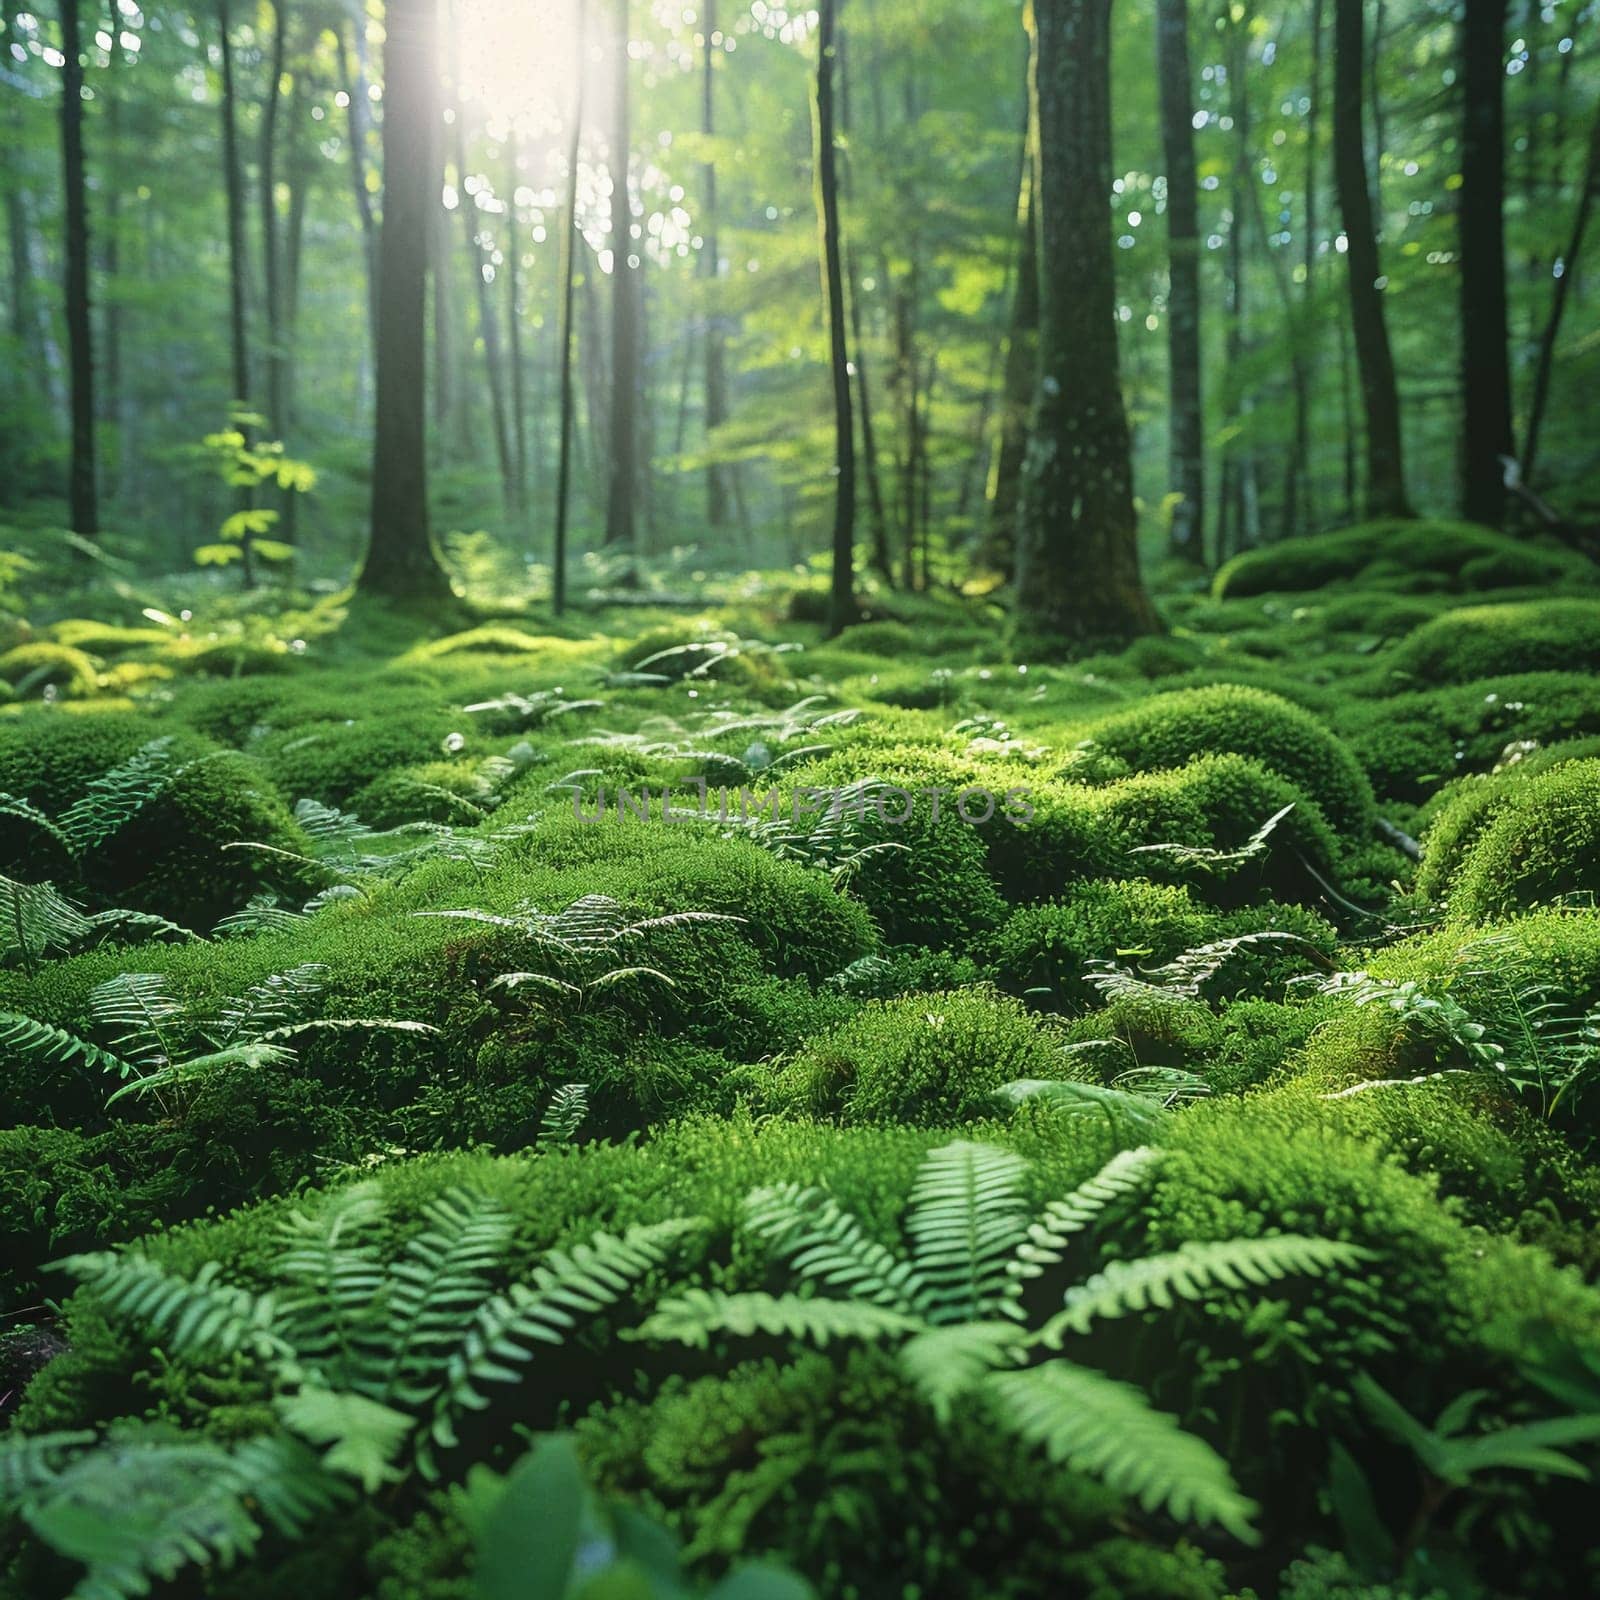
[1014,0,1159,650]
[59,0,97,537]
[604,0,639,560]
[360,0,450,600]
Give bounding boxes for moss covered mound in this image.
[1387,599,1600,685]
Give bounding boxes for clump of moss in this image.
[0,640,101,698]
[765,987,1069,1124]
[1387,599,1600,686]
[1446,759,1600,921]
[1070,683,1376,837]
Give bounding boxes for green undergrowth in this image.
[5,548,1600,1598]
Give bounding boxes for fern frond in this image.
[0,874,90,964]
[1012,1148,1163,1281]
[742,1184,923,1314]
[103,1041,296,1107]
[631,1289,922,1351]
[899,1321,1027,1422]
[0,790,76,858]
[212,963,330,1047]
[904,1141,1032,1325]
[0,1432,98,1501]
[87,971,183,1066]
[1039,1236,1374,1344]
[272,1183,389,1376]
[214,896,309,938]
[537,1082,590,1147]
[985,1361,1259,1542]
[0,1012,130,1078]
[57,737,189,855]
[994,1077,1173,1138]
[378,1190,515,1408]
[430,1220,700,1468]
[273,1386,413,1493]
[82,907,199,946]
[258,1018,441,1044]
[55,1253,288,1360]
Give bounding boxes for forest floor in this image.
[4,518,1600,1598]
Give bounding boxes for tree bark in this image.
[553,8,587,614]
[1332,0,1410,518]
[1521,98,1599,488]
[701,0,729,529]
[815,0,855,634]
[604,0,639,558]
[361,0,451,600]
[338,11,379,359]
[1155,0,1204,563]
[59,0,97,537]
[507,134,529,523]
[258,1,289,439]
[219,0,251,412]
[1459,0,1513,526]
[1014,0,1159,649]
[1302,0,1325,529]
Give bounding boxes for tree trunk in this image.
[361,0,451,600]
[1333,0,1410,517]
[59,0,97,538]
[1521,98,1599,488]
[338,12,379,359]
[1459,0,1513,526]
[259,1,288,439]
[701,0,729,529]
[507,135,529,523]
[985,115,1038,580]
[1302,0,1325,529]
[219,0,251,412]
[1014,0,1159,649]
[553,8,587,614]
[815,0,855,635]
[604,0,639,558]
[1155,0,1204,563]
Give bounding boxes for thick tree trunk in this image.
[816,0,855,635]
[361,0,451,600]
[1333,0,1410,518]
[1302,0,1325,529]
[604,0,639,558]
[59,0,97,537]
[1014,0,1159,649]
[1522,99,1599,488]
[1155,0,1204,563]
[1459,0,1513,526]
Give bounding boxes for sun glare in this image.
[453,0,586,130]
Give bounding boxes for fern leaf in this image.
[0,1432,98,1501]
[904,1142,1032,1325]
[994,1077,1173,1138]
[54,1253,288,1361]
[743,1184,924,1313]
[0,791,76,858]
[899,1321,1027,1422]
[103,1041,296,1108]
[81,907,199,946]
[537,1083,590,1148]
[212,963,330,1047]
[273,1386,412,1492]
[87,972,183,1067]
[986,1360,1260,1542]
[57,737,193,855]
[1039,1236,1374,1345]
[0,1012,131,1078]
[0,874,91,964]
[429,1220,700,1470]
[632,1288,922,1351]
[1012,1148,1163,1281]
[272,1183,388,1378]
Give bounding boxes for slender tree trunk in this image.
[1302,0,1325,529]
[59,0,97,537]
[848,246,893,582]
[1155,0,1205,562]
[985,116,1037,580]
[431,164,458,456]
[1014,0,1159,647]
[219,0,251,412]
[259,1,288,439]
[701,0,729,528]
[553,9,587,614]
[1333,0,1410,517]
[506,135,529,523]
[361,0,450,600]
[1459,0,1513,526]
[816,0,855,634]
[1522,99,1599,487]
[604,0,639,559]
[338,12,379,358]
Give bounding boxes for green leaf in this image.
[194,542,244,566]
[274,1387,412,1492]
[475,1435,586,1600]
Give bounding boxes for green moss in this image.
[1388,599,1600,686]
[764,987,1069,1123]
[0,639,102,697]
[1448,759,1600,920]
[1211,520,1584,600]
[1071,684,1376,837]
